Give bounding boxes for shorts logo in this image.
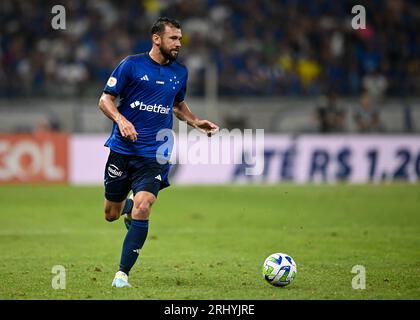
[108,164,123,178]
[107,77,117,87]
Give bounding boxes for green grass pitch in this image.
[0,184,419,300]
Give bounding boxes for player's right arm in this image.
[98,93,138,142]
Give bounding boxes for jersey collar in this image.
[146,52,173,66]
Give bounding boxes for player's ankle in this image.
[118,268,129,277]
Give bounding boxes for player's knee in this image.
[132,201,151,219]
[104,206,120,222]
[105,214,118,222]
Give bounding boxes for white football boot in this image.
[111,271,132,288]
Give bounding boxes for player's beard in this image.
[159,43,179,62]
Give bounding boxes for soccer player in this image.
[98,17,219,288]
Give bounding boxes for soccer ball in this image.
[262,253,297,287]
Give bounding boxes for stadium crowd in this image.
[1,0,419,99]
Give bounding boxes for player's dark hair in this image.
[151,17,181,36]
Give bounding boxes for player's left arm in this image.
[173,100,219,136]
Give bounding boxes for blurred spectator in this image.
[315,91,346,133]
[354,90,382,133]
[362,67,388,102]
[1,0,419,98]
[224,107,247,130]
[402,100,415,133]
[33,116,62,134]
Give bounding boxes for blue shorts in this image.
[104,150,171,202]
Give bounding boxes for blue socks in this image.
[119,219,149,275]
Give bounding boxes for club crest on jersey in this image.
[107,77,117,87]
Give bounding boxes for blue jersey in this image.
[103,53,188,158]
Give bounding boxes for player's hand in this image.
[194,120,219,137]
[116,114,138,142]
